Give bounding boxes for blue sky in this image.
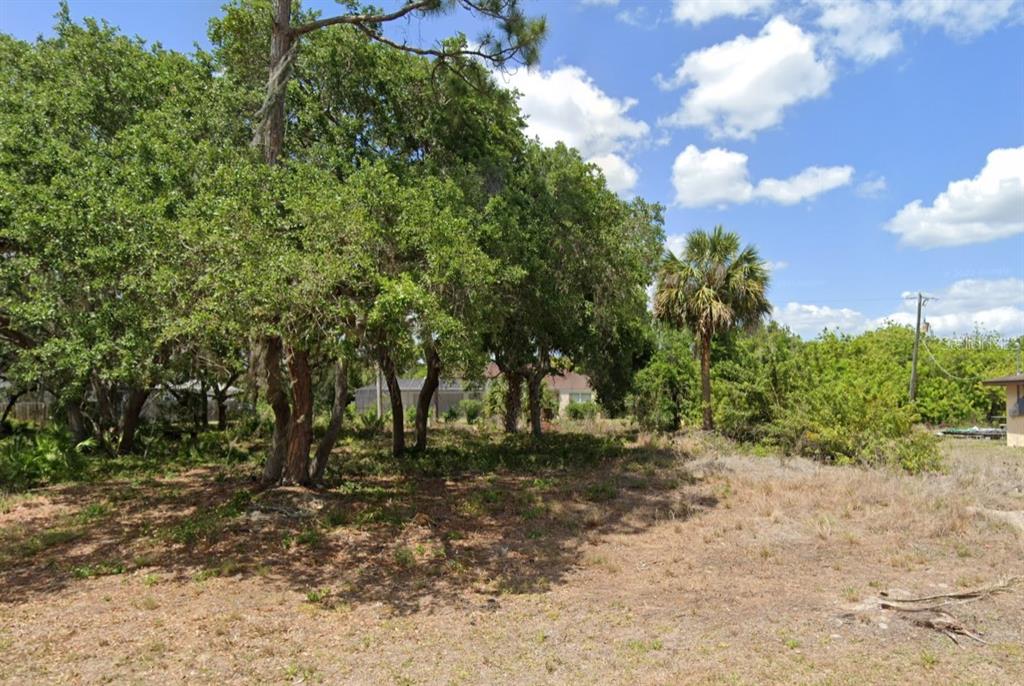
[2,0,1022,338]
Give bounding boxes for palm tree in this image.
[654,226,771,430]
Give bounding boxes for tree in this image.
[0,11,245,452]
[207,0,543,481]
[653,226,771,431]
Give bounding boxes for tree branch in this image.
[290,1,436,38]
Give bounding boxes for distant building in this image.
[352,366,596,417]
[983,374,1024,447]
[546,370,595,412]
[352,378,482,417]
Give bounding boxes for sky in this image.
[2,0,1023,339]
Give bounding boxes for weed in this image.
[624,638,663,655]
[393,546,416,569]
[919,651,938,669]
[584,481,618,503]
[72,561,125,579]
[165,490,251,545]
[142,573,159,587]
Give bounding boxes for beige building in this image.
[546,371,595,412]
[983,374,1024,447]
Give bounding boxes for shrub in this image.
[565,401,599,421]
[357,411,384,436]
[876,430,943,474]
[458,399,483,424]
[0,429,86,490]
[443,407,459,423]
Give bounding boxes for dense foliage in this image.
[0,3,663,487]
[629,322,1018,472]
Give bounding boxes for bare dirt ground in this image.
[1,434,1022,685]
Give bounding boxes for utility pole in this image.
[908,292,935,401]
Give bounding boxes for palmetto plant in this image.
[654,226,771,430]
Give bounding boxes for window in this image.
[569,392,591,404]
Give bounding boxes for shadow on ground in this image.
[0,429,717,614]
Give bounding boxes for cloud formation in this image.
[671,144,853,207]
[885,146,1024,248]
[498,65,650,194]
[658,17,834,139]
[815,0,1018,63]
[775,278,1024,338]
[671,0,775,25]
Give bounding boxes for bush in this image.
[443,407,459,423]
[458,399,483,424]
[876,430,943,474]
[357,411,384,436]
[565,401,599,420]
[0,429,86,490]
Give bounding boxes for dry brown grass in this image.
[0,435,1021,685]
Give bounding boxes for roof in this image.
[982,374,1024,386]
[545,371,592,393]
[483,363,592,392]
[355,378,470,393]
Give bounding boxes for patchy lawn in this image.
[1,432,1022,685]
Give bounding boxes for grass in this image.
[1,431,1021,684]
[165,490,251,545]
[584,480,618,503]
[624,638,663,655]
[72,561,126,579]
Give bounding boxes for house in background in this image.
[546,370,594,412]
[353,378,482,417]
[983,373,1024,447]
[352,366,596,418]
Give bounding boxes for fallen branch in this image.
[841,576,1020,647]
[880,576,1020,604]
[910,611,988,647]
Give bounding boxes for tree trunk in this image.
[262,0,292,165]
[197,380,209,431]
[282,346,313,486]
[527,371,543,438]
[117,387,150,455]
[503,371,523,434]
[66,400,90,444]
[0,392,20,430]
[414,347,441,451]
[215,389,228,431]
[259,336,291,484]
[91,376,116,434]
[380,350,404,456]
[700,333,714,431]
[310,357,349,484]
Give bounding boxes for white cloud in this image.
[889,278,1024,336]
[755,165,854,205]
[671,0,775,25]
[775,278,1024,338]
[581,0,619,5]
[589,153,640,194]
[498,66,650,194]
[813,0,1017,64]
[774,302,870,337]
[900,0,1018,38]
[886,147,1024,248]
[816,0,903,64]
[616,6,661,28]
[672,145,754,206]
[671,144,853,207]
[856,176,888,198]
[658,17,834,139]
[765,260,789,271]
